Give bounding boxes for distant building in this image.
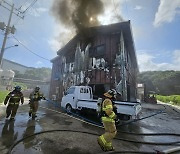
[137,83,145,102]
[0,69,15,90]
[50,21,139,102]
[2,59,34,74]
[1,59,50,97]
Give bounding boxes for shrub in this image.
[157,95,180,106]
[0,91,9,104]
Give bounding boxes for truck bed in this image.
[77,99,141,116]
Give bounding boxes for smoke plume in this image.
[51,0,104,33]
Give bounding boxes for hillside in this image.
[138,71,180,95]
[14,67,51,81]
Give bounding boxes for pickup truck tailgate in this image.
[115,101,141,116]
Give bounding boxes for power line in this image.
[12,35,50,62]
[13,0,34,25]
[13,0,38,25]
[21,0,38,14]
[18,0,31,10]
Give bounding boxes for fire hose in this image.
[8,129,180,154]
[7,100,180,154]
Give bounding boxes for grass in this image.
[156,95,180,106]
[0,91,9,105]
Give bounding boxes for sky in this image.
[0,0,180,72]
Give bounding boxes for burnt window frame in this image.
[89,44,106,58]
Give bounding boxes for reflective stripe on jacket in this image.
[29,91,44,101]
[102,98,116,120]
[102,116,115,122]
[4,91,24,105]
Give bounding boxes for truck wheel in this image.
[118,114,131,121]
[66,104,72,113]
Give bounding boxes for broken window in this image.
[89,44,105,58]
[96,45,105,57]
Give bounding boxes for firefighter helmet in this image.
[104,89,117,98]
[35,86,40,92]
[14,86,21,91]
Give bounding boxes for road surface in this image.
[0,100,180,154]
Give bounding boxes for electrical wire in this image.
[13,0,37,25]
[18,0,31,11]
[21,0,38,14]
[0,0,24,19]
[12,35,50,61]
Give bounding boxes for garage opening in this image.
[89,84,105,99]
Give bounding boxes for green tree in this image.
[138,71,180,95]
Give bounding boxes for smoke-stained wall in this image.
[49,22,138,102]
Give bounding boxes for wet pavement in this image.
[0,100,180,154]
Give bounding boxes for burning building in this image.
[49,21,139,102]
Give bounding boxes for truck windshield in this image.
[66,87,75,94]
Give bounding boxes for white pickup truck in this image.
[61,86,141,120]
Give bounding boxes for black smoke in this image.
[51,0,104,33]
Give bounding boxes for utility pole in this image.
[0,4,14,68]
[0,1,24,68]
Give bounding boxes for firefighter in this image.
[4,86,24,120]
[29,86,45,119]
[97,89,118,151]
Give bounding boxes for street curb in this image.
[157,100,180,110]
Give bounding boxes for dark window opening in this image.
[89,45,105,58]
[89,84,105,99]
[96,45,105,57]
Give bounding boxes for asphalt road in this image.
[0,100,180,154]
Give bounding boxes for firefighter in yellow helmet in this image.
[97,89,118,151]
[29,86,45,119]
[4,86,24,120]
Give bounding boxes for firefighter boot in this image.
[97,136,109,152]
[10,117,15,121]
[106,142,115,151]
[32,113,37,120]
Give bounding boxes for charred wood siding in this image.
[49,21,139,102]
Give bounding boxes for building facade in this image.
[50,21,139,102]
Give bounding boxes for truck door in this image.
[63,87,76,108]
